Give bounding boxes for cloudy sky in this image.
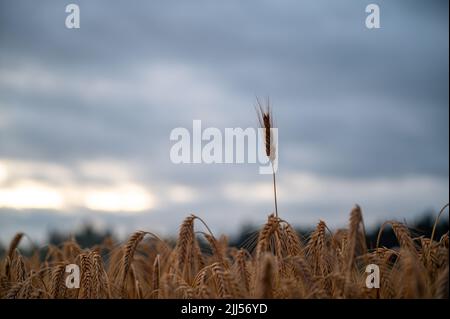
[0,0,448,243]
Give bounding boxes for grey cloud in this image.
[0,0,448,239]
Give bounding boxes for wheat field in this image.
[0,205,448,299]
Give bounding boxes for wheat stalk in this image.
[152,254,160,298]
[256,214,281,258]
[257,253,275,299]
[7,233,24,260]
[256,97,278,218]
[235,249,251,293]
[280,221,303,257]
[79,252,93,299]
[50,263,67,299]
[121,231,147,293]
[211,262,229,298]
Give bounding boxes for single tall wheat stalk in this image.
[256,97,278,217]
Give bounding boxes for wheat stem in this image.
[272,163,278,218]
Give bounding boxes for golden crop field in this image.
[0,205,448,299]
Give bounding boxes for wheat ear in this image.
[256,97,278,217]
[8,233,24,260]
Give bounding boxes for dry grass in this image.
[0,205,448,299]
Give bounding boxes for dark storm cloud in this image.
[1,0,447,180]
[0,0,448,241]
